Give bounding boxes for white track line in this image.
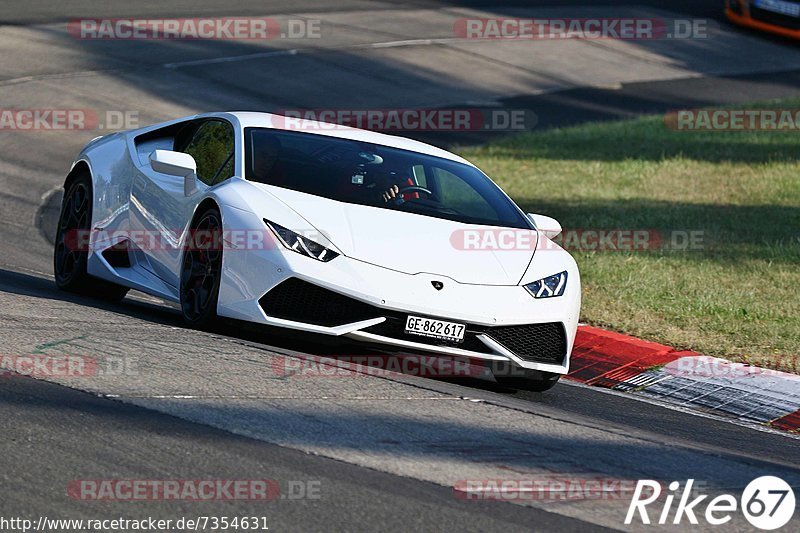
[162,37,467,69]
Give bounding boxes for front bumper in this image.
[347,323,570,375]
[217,213,580,374]
[257,277,571,373]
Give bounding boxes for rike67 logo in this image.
[626,477,795,530]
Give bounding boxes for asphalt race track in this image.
[1,1,799,531]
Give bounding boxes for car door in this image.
[130,118,236,289]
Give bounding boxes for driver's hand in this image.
[382,184,400,203]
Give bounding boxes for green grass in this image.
[458,100,800,372]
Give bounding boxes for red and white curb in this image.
[567,326,800,434]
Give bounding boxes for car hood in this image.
[258,184,537,286]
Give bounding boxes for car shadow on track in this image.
[0,267,516,394]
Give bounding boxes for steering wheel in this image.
[392,185,438,205]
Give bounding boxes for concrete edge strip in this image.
[567,326,800,433]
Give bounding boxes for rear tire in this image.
[491,361,561,392]
[53,172,129,302]
[179,205,223,329]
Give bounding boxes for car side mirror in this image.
[149,150,198,196]
[528,213,562,239]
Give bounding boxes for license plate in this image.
[755,0,800,17]
[404,315,466,343]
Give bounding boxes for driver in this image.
[250,130,425,205]
[341,169,423,205]
[380,178,421,203]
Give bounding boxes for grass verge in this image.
[459,100,800,372]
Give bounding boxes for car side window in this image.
[182,120,235,186]
[411,164,428,187]
[432,167,498,221]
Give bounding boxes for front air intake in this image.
[484,322,567,365]
[259,278,379,326]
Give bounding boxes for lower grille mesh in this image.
[485,323,567,364]
[259,278,567,364]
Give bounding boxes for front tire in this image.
[53,172,129,302]
[179,205,223,329]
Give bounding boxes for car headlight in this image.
[524,271,567,298]
[264,219,339,262]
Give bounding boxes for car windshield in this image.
[244,128,530,229]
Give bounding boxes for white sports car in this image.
[54,112,580,391]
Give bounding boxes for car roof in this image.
[204,111,474,167]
